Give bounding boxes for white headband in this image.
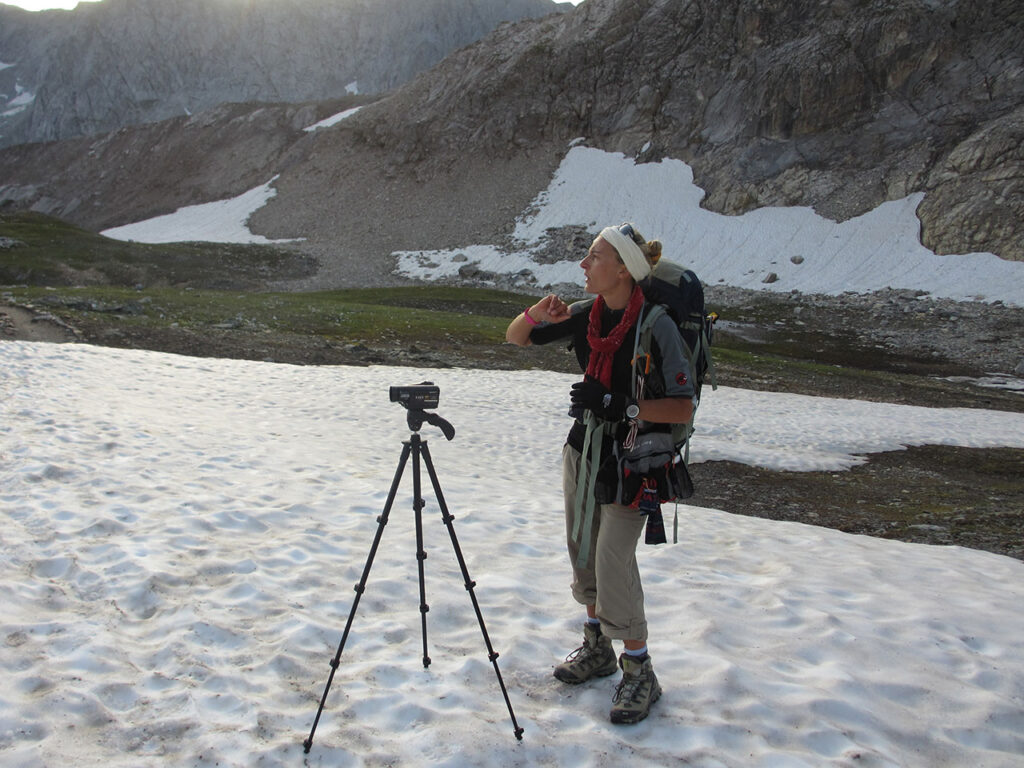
[600,226,650,282]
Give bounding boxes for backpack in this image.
[634,258,717,460]
[630,258,717,544]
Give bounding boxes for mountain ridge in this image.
[0,0,1021,287]
[0,0,565,147]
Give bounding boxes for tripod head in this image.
[404,408,455,440]
[390,382,455,441]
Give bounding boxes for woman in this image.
[506,223,695,724]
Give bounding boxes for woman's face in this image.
[580,237,626,295]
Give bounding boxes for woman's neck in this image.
[601,282,635,310]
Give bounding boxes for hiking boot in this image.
[553,623,618,684]
[610,653,662,724]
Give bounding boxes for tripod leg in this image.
[410,435,431,668]
[420,441,525,740]
[303,440,412,754]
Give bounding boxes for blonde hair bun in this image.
[643,238,662,266]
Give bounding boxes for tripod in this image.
[303,405,524,753]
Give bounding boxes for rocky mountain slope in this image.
[325,0,1023,262]
[0,0,564,148]
[0,0,1021,282]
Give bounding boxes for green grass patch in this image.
[0,211,316,288]
[0,211,547,346]
[2,284,539,347]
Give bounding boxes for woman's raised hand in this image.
[535,294,571,324]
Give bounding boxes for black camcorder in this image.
[390,382,453,439]
[389,382,440,411]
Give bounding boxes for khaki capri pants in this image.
[562,444,648,643]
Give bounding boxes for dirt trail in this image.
[1,303,78,343]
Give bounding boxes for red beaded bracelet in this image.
[523,308,540,326]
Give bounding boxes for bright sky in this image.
[2,0,100,9]
[4,0,584,10]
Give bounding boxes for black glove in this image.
[570,379,632,422]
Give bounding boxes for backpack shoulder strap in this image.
[631,303,665,397]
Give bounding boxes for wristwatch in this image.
[625,398,640,420]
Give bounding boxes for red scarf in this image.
[585,285,645,388]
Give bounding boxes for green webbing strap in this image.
[702,325,718,392]
[573,412,609,569]
[632,303,652,397]
[636,305,662,389]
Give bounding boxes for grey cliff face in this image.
[348,0,1024,260]
[0,0,563,148]
[0,0,1020,267]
